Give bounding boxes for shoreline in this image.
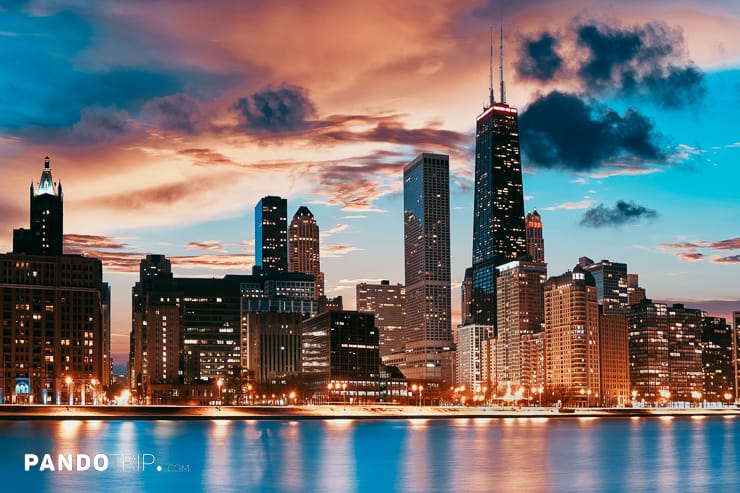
[0,404,738,421]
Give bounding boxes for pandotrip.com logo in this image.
[24,453,191,473]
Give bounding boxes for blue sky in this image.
[0,1,738,362]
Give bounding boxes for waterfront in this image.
[1,416,738,492]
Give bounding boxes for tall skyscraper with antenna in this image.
[470,26,527,331]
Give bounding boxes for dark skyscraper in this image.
[470,41,526,330]
[13,156,64,255]
[580,258,629,316]
[255,196,288,272]
[403,153,451,381]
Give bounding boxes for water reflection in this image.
[0,417,737,493]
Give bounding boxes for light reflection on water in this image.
[1,417,738,493]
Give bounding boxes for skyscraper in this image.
[356,280,405,359]
[701,315,734,403]
[403,153,452,381]
[599,314,630,407]
[667,304,703,402]
[470,45,527,330]
[544,266,600,406]
[2,158,108,405]
[255,196,288,272]
[288,206,324,298]
[580,258,629,316]
[628,299,669,406]
[495,259,546,393]
[525,210,544,263]
[13,156,64,256]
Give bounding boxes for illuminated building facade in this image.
[301,311,380,402]
[495,260,546,393]
[599,314,630,407]
[1,158,109,405]
[667,304,704,403]
[525,210,544,263]
[288,206,324,299]
[356,280,405,358]
[628,299,669,405]
[580,258,629,316]
[403,153,451,381]
[544,266,600,406]
[701,316,734,402]
[471,102,527,331]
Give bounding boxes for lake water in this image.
[1,416,738,492]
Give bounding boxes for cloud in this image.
[233,84,317,134]
[321,224,349,237]
[709,238,740,251]
[675,252,704,262]
[515,19,705,109]
[170,254,253,269]
[186,241,224,251]
[64,234,128,250]
[177,148,240,167]
[658,242,703,251]
[542,199,593,211]
[520,91,666,171]
[516,32,562,81]
[579,200,657,228]
[140,94,202,134]
[712,255,740,264]
[323,244,361,258]
[67,106,134,145]
[575,21,705,108]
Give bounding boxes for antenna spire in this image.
[499,24,506,104]
[488,27,494,106]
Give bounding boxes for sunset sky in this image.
[1,0,738,367]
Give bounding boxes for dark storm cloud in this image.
[519,91,665,171]
[575,21,706,107]
[514,20,704,108]
[515,32,563,81]
[579,200,657,228]
[233,85,317,133]
[140,94,202,134]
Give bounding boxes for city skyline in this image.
[1,1,738,366]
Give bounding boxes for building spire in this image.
[499,24,506,104]
[489,26,495,107]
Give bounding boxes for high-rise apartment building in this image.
[1,158,109,405]
[544,266,600,406]
[403,153,451,381]
[356,281,405,359]
[627,299,669,405]
[461,267,473,326]
[580,258,629,316]
[599,314,630,407]
[288,206,324,298]
[701,316,734,403]
[525,210,544,263]
[470,95,527,331]
[255,195,288,272]
[627,274,646,306]
[456,324,493,393]
[495,260,546,393]
[667,304,704,402]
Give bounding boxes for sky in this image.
[1,0,738,367]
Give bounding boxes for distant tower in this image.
[13,156,64,255]
[289,206,324,299]
[255,196,288,272]
[471,26,527,331]
[580,258,628,316]
[356,280,405,358]
[403,153,452,381]
[525,210,545,263]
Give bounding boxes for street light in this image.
[216,378,223,405]
[342,382,347,405]
[65,376,72,406]
[90,379,97,405]
[418,385,423,407]
[691,390,702,408]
